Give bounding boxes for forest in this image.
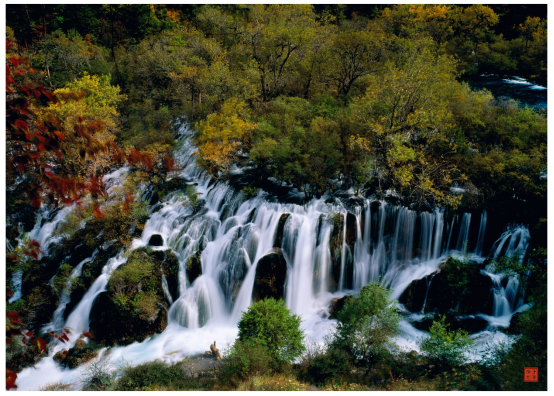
[6,4,547,391]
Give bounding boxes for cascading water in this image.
[476,225,532,328]
[15,123,531,390]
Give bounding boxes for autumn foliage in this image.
[6,40,173,213]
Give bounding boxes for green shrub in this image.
[53,263,75,292]
[220,339,275,386]
[241,185,259,198]
[331,281,402,367]
[237,298,305,365]
[419,315,473,369]
[79,358,116,391]
[307,349,352,385]
[115,361,198,391]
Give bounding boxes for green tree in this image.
[237,298,305,365]
[331,281,402,367]
[419,315,473,369]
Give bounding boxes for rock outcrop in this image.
[253,248,288,302]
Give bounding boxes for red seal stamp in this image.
[524,367,538,382]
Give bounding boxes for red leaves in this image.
[8,57,21,68]
[7,312,22,326]
[35,337,47,353]
[14,119,29,132]
[6,369,17,390]
[127,148,154,171]
[47,329,70,344]
[93,203,103,219]
[82,330,93,339]
[20,239,42,260]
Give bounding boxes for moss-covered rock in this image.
[399,258,494,315]
[253,248,288,302]
[186,251,202,285]
[89,248,179,346]
[273,213,290,248]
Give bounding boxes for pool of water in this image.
[467,74,547,110]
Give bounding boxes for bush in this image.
[79,358,116,391]
[220,339,275,386]
[237,298,305,365]
[307,349,352,385]
[114,361,199,391]
[419,315,473,369]
[331,281,402,367]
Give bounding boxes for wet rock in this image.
[219,205,232,222]
[53,350,68,363]
[450,316,489,333]
[89,248,172,346]
[329,295,352,319]
[246,208,257,224]
[505,312,523,335]
[74,338,87,352]
[398,275,434,312]
[6,341,43,372]
[345,212,357,246]
[273,213,290,248]
[253,248,288,302]
[148,234,164,246]
[411,314,488,334]
[399,257,494,315]
[187,251,203,285]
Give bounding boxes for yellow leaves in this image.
[195,98,257,176]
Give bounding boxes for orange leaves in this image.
[127,148,154,172]
[21,239,42,260]
[7,311,22,327]
[34,337,47,353]
[6,369,17,390]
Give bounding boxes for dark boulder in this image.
[219,205,232,222]
[329,295,352,319]
[398,274,435,312]
[61,338,99,369]
[253,248,288,302]
[148,234,164,246]
[89,248,173,346]
[187,251,203,285]
[246,208,257,224]
[345,212,358,246]
[399,257,494,315]
[411,314,489,334]
[273,213,290,248]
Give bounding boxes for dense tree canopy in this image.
[6,3,547,225]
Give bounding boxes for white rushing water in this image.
[15,124,531,390]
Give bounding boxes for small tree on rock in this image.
[331,281,402,368]
[237,298,305,365]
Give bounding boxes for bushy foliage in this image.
[220,339,275,386]
[114,361,197,391]
[419,315,473,369]
[331,281,402,367]
[109,250,160,320]
[237,298,305,365]
[306,349,352,385]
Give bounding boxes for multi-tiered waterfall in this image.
[14,124,530,390]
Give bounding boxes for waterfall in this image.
[456,213,471,252]
[42,250,99,333]
[477,225,531,327]
[15,123,531,390]
[474,211,487,255]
